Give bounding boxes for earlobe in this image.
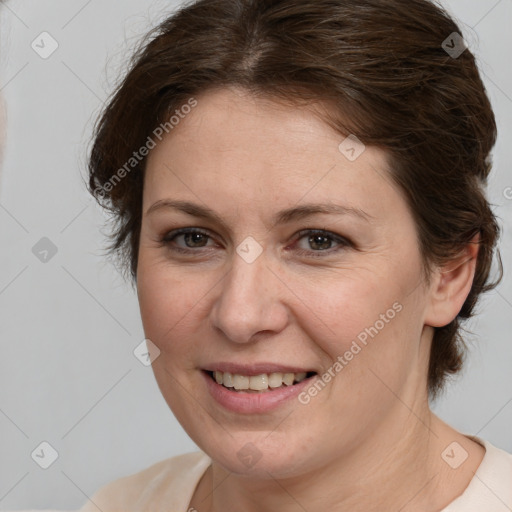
[424,233,480,328]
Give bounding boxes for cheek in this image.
[136,259,210,355]
[290,266,423,396]
[290,271,402,350]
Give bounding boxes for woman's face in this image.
[137,87,435,477]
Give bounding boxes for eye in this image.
[290,229,351,258]
[160,227,351,258]
[161,228,216,254]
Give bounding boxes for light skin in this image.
[136,86,484,512]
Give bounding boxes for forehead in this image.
[151,87,351,162]
[143,87,403,224]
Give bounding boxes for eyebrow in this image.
[145,199,373,228]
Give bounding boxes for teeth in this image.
[212,370,309,391]
[295,372,307,382]
[233,375,249,390]
[283,373,295,386]
[268,372,283,388]
[223,372,233,387]
[249,374,268,391]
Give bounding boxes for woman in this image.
[80,0,512,510]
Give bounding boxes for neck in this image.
[193,405,484,512]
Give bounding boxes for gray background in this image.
[0,0,510,510]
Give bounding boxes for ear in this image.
[424,233,480,328]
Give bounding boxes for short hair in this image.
[88,0,503,399]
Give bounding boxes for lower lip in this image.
[202,371,315,414]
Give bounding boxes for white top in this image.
[71,438,512,512]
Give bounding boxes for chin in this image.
[189,425,318,479]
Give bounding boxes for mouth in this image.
[204,370,317,393]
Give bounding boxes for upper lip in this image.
[202,362,316,376]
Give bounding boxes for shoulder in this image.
[78,451,211,511]
[443,438,512,511]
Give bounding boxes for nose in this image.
[209,245,289,344]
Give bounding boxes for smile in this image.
[208,370,314,392]
[202,369,318,414]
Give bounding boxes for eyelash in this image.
[160,227,351,258]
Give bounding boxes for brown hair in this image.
[88,0,503,399]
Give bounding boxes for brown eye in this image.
[161,228,216,253]
[307,233,334,251]
[292,229,351,258]
[180,232,209,248]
